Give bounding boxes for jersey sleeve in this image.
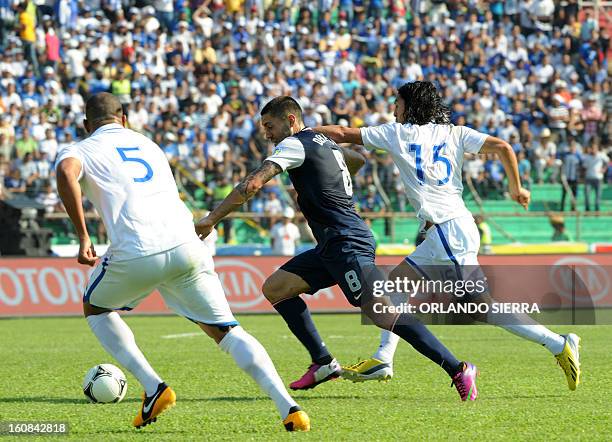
[457,126,488,154]
[54,143,84,180]
[264,137,306,171]
[360,123,401,152]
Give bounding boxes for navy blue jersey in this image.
[265,128,373,247]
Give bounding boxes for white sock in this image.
[219,326,297,419]
[487,312,566,355]
[372,330,400,364]
[87,312,162,395]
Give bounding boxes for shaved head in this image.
[84,93,125,133]
[85,92,123,126]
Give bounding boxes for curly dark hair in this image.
[397,81,450,125]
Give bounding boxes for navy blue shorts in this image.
[280,238,377,307]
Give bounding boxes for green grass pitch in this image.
[1,314,610,440]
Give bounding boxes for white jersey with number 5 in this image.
[55,123,197,261]
[360,122,488,224]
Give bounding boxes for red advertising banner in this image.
[0,255,611,317]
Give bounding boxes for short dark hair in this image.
[397,81,450,125]
[260,96,303,121]
[85,92,123,124]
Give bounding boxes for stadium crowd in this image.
[0,0,610,243]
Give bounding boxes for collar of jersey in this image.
[91,123,124,137]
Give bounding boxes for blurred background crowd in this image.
[0,0,610,245]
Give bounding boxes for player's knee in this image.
[198,322,231,344]
[262,277,286,303]
[82,302,112,317]
[361,300,397,330]
[389,261,417,281]
[369,312,396,330]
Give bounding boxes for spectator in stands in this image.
[36,179,61,213]
[0,153,10,186]
[43,19,60,70]
[517,151,532,190]
[18,150,38,189]
[0,116,14,154]
[581,94,603,146]
[0,133,10,160]
[560,141,581,211]
[111,69,132,106]
[263,191,283,230]
[534,128,559,183]
[583,142,609,212]
[0,0,608,247]
[15,130,37,159]
[548,94,570,146]
[509,133,523,155]
[38,128,58,161]
[484,154,505,197]
[4,168,26,194]
[17,2,38,74]
[498,116,519,142]
[360,184,385,212]
[270,207,301,256]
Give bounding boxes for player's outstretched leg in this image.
[133,382,177,429]
[263,270,341,390]
[489,311,581,390]
[214,325,310,431]
[342,330,398,383]
[390,314,478,401]
[362,296,478,401]
[85,306,176,428]
[273,297,341,390]
[554,333,581,390]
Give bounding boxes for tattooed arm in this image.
[195,160,283,238]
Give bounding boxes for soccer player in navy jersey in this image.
[196,96,479,400]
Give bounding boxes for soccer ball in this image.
[82,364,128,403]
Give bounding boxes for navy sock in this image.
[273,297,332,364]
[392,314,462,377]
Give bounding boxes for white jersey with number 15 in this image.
[55,123,198,261]
[360,122,488,224]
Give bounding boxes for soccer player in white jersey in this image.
[55,93,310,431]
[315,81,581,391]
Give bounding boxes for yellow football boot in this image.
[341,358,393,383]
[283,408,310,432]
[555,334,581,391]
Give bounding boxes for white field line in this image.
[161,332,202,339]
[161,333,353,340]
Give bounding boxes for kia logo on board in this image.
[550,257,610,303]
[215,259,267,309]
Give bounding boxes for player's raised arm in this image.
[56,157,97,266]
[480,136,530,209]
[313,125,364,146]
[195,160,282,238]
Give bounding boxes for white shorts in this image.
[405,215,481,282]
[84,240,237,326]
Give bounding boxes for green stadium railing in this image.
[43,209,612,246]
